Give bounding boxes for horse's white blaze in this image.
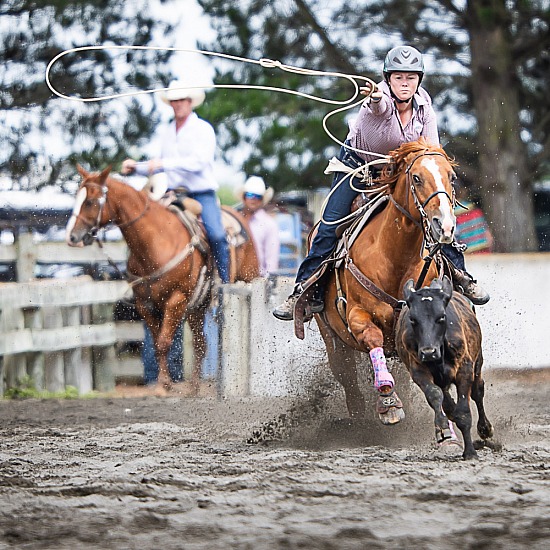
[65,187,87,244]
[421,157,455,238]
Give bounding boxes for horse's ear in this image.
[99,165,112,184]
[441,275,453,300]
[76,164,88,178]
[403,279,415,301]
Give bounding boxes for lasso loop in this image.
[45,44,388,161]
[46,45,392,226]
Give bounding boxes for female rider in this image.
[273,45,490,321]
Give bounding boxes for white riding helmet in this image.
[243,176,267,196]
[383,46,424,83]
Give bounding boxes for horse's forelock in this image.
[376,139,455,190]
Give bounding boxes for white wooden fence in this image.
[0,277,134,395]
[1,251,549,398]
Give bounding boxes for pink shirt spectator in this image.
[347,81,439,163]
[247,209,280,277]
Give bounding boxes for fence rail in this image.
[0,277,133,396]
[2,252,549,398]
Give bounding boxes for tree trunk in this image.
[467,0,538,252]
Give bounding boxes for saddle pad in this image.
[334,194,389,266]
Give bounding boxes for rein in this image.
[79,179,195,284]
[126,236,202,289]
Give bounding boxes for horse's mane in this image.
[377,138,456,190]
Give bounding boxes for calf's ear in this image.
[403,279,415,301]
[442,275,453,300]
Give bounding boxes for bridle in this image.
[389,151,456,249]
[76,180,151,244]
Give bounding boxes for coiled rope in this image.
[45,45,391,224]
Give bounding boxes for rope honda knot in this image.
[259,58,282,69]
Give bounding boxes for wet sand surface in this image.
[0,368,549,549]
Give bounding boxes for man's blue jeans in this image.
[188,190,230,284]
[142,321,184,385]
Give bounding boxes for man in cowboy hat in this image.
[238,175,280,278]
[121,78,230,284]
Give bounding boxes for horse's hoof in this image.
[436,423,463,457]
[376,391,405,425]
[436,427,454,444]
[378,407,405,425]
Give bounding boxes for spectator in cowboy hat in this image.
[237,176,280,278]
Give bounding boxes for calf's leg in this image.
[410,366,453,443]
[453,374,477,459]
[471,357,494,440]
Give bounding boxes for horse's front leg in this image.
[156,295,188,391]
[316,315,365,419]
[349,306,404,425]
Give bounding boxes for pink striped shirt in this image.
[347,80,439,163]
[247,208,280,277]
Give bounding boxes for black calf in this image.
[395,277,494,459]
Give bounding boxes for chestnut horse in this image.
[66,166,259,393]
[314,138,458,424]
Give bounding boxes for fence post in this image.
[64,305,93,394]
[218,284,251,397]
[42,306,65,392]
[25,307,45,391]
[15,232,36,282]
[91,303,115,392]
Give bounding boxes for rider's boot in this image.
[451,268,490,305]
[272,283,324,321]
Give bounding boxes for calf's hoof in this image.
[462,448,479,460]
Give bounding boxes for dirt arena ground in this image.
[0,367,549,549]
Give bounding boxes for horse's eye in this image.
[437,316,446,324]
[412,174,421,184]
[84,199,94,207]
[450,173,457,183]
[410,318,418,327]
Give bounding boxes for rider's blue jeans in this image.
[142,321,184,384]
[187,190,230,284]
[294,144,468,288]
[295,145,369,285]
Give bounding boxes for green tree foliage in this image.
[0,0,175,189]
[198,0,550,252]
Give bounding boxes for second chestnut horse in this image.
[66,166,259,393]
